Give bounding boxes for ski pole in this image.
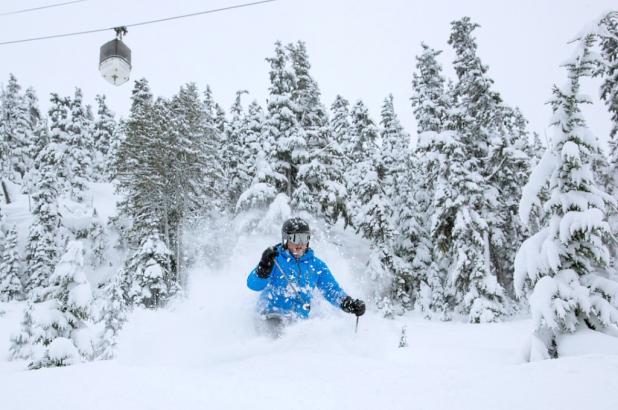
[355,315,359,334]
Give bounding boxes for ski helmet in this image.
[281,217,311,246]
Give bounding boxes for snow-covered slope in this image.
[1,183,618,410]
[2,289,618,410]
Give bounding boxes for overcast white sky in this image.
[0,0,615,146]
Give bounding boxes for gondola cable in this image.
[0,0,276,46]
[0,0,87,17]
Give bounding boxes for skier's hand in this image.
[256,245,278,279]
[341,297,366,316]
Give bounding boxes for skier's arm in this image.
[315,260,348,307]
[247,267,269,291]
[247,245,278,291]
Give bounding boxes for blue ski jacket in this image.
[247,244,348,319]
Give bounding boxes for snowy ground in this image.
[2,256,618,410]
[1,184,618,409]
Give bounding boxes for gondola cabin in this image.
[99,27,131,86]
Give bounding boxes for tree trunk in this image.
[1,179,11,204]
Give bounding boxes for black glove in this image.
[340,296,366,316]
[256,246,278,279]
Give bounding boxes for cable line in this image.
[0,0,276,46]
[0,0,87,17]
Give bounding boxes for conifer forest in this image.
[1,9,618,409]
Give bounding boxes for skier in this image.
[247,217,366,337]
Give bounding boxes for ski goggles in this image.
[284,232,311,245]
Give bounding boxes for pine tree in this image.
[445,17,507,322]
[168,83,224,282]
[240,100,265,180]
[46,93,72,188]
[0,74,33,182]
[0,225,23,301]
[97,273,127,359]
[330,95,352,150]
[487,105,533,296]
[24,148,62,300]
[236,101,283,215]
[410,43,451,133]
[409,43,452,318]
[329,95,354,226]
[287,41,346,221]
[214,103,227,135]
[264,41,299,200]
[28,241,93,369]
[515,34,618,360]
[66,88,93,201]
[598,12,618,245]
[9,300,38,360]
[288,41,321,213]
[599,12,618,142]
[346,100,380,224]
[105,122,124,180]
[380,94,410,208]
[522,132,550,235]
[226,90,251,210]
[86,220,107,268]
[347,104,402,314]
[125,234,179,309]
[115,79,162,247]
[380,95,414,309]
[414,133,454,319]
[92,94,116,181]
[202,86,227,214]
[116,79,225,294]
[348,100,379,165]
[21,87,45,195]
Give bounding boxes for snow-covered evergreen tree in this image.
[408,43,452,318]
[115,79,162,247]
[598,12,618,247]
[170,83,227,278]
[105,122,124,180]
[92,94,116,181]
[66,88,93,201]
[240,100,265,176]
[86,220,107,268]
[330,95,352,150]
[599,12,618,142]
[443,17,507,322]
[125,234,179,309]
[412,133,451,319]
[346,100,380,223]
[380,94,413,309]
[410,43,451,133]
[264,41,299,200]
[0,225,23,301]
[21,87,45,191]
[24,146,62,300]
[46,93,71,188]
[97,273,127,359]
[9,300,38,360]
[347,104,402,314]
[329,95,353,226]
[201,86,227,214]
[28,241,94,369]
[225,90,251,210]
[236,101,283,214]
[0,74,35,183]
[380,94,410,211]
[486,106,533,296]
[515,34,618,360]
[287,41,346,221]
